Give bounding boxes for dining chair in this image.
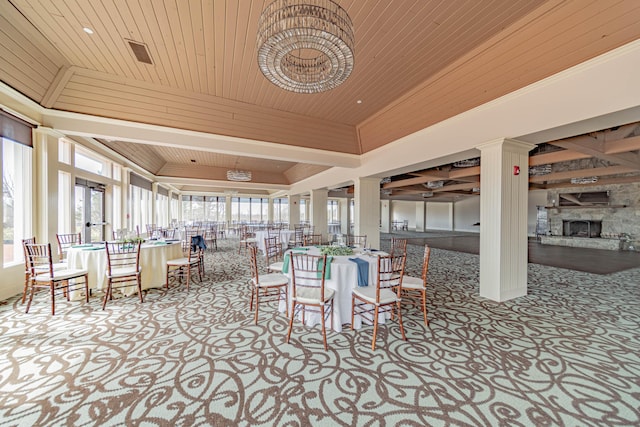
[204,223,218,250]
[264,236,284,273]
[289,228,305,248]
[166,237,203,291]
[21,237,67,304]
[56,232,81,262]
[183,228,206,276]
[286,252,335,350]
[390,237,408,257]
[163,228,176,239]
[24,243,89,315]
[112,228,128,240]
[238,224,257,254]
[347,234,367,248]
[351,254,407,350]
[21,237,36,304]
[401,245,431,326]
[248,245,288,324]
[103,241,143,309]
[146,224,158,237]
[303,233,322,246]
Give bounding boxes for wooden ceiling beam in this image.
[448,166,480,179]
[382,174,448,189]
[529,150,591,165]
[550,140,640,170]
[541,174,640,189]
[528,165,636,183]
[434,181,479,192]
[604,134,640,154]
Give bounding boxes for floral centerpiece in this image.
[319,245,354,256]
[121,237,144,244]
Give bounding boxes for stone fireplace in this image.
[563,220,602,238]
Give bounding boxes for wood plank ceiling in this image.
[1,0,640,194]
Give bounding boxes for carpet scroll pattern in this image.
[0,238,639,426]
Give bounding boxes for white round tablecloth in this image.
[280,246,389,332]
[66,242,184,294]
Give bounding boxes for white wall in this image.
[391,200,416,229]
[426,202,453,230]
[449,191,551,236]
[454,197,480,232]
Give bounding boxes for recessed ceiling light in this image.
[83,27,94,34]
[356,100,362,104]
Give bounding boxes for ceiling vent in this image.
[127,40,153,65]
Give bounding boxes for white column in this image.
[168,190,174,223]
[289,195,300,229]
[415,201,426,232]
[225,195,232,227]
[478,138,535,302]
[122,168,131,230]
[33,128,62,252]
[310,189,328,240]
[151,182,158,225]
[354,177,381,249]
[339,197,349,236]
[380,199,391,233]
[268,198,274,223]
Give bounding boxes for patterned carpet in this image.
[1,238,639,426]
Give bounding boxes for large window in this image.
[181,195,205,222]
[129,173,152,233]
[3,138,32,266]
[300,199,307,223]
[328,199,339,222]
[156,191,169,226]
[170,194,179,223]
[231,197,268,222]
[75,146,109,177]
[273,198,289,223]
[206,196,226,222]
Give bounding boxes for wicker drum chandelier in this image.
[257,0,355,94]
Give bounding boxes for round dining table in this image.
[66,241,184,296]
[280,246,389,332]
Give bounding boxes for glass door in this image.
[75,179,106,243]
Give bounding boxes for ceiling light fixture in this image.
[256,0,355,94]
[227,159,252,182]
[83,27,94,34]
[426,180,444,189]
[421,192,434,198]
[529,164,552,176]
[570,176,598,184]
[453,158,480,168]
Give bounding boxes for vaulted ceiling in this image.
[1,0,640,196]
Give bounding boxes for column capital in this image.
[477,137,536,154]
